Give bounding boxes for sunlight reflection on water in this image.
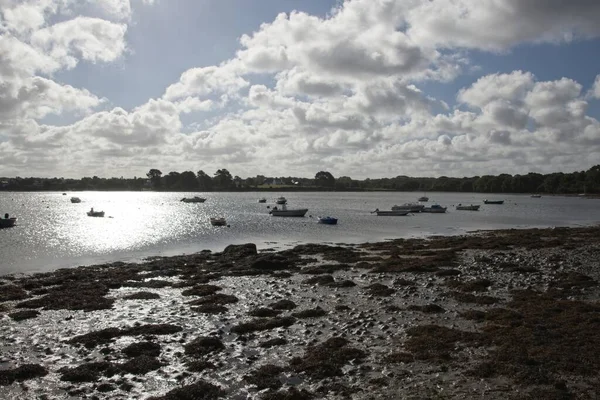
[1,191,599,274]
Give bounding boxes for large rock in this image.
[250,254,290,270]
[223,243,257,259]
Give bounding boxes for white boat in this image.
[372,209,410,216]
[275,196,287,205]
[456,204,480,211]
[70,197,81,203]
[422,204,447,213]
[210,217,227,226]
[531,194,542,198]
[392,203,425,212]
[181,196,206,203]
[269,206,307,217]
[87,209,105,217]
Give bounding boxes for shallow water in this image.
[1,191,599,274]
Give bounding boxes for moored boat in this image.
[0,216,17,228]
[484,199,504,204]
[392,203,425,212]
[70,197,81,203]
[422,204,447,213]
[210,217,227,226]
[181,196,206,203]
[456,204,480,211]
[372,208,411,216]
[531,194,542,198]
[269,206,307,217]
[418,196,429,202]
[258,198,267,203]
[275,196,287,205]
[318,216,338,225]
[87,210,105,217]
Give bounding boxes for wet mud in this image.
[1,226,600,399]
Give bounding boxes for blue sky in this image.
[1,0,600,178]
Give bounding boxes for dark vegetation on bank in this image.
[1,226,600,398]
[2,164,600,194]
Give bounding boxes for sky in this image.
[1,0,600,180]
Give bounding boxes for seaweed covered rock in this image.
[0,364,48,386]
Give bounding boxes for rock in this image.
[223,243,257,258]
[250,255,290,270]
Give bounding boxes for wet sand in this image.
[1,226,599,399]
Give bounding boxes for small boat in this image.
[210,217,227,226]
[258,198,267,203]
[87,209,105,217]
[318,216,338,225]
[531,194,542,198]
[372,209,411,216]
[70,197,81,203]
[422,204,447,213]
[484,199,504,204]
[181,196,206,203]
[275,196,287,205]
[456,204,480,211]
[0,216,17,228]
[269,206,308,217]
[392,203,425,212]
[418,196,429,202]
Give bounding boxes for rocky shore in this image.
[1,226,600,399]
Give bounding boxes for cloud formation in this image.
[1,0,600,178]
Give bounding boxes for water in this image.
[1,191,599,275]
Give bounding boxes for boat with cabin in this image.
[422,204,447,213]
[269,205,307,217]
[0,214,17,228]
[87,209,105,217]
[275,196,288,205]
[258,198,267,203]
[456,204,480,211]
[70,197,81,203]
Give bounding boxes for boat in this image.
[70,197,81,203]
[531,194,542,198]
[456,204,480,211]
[0,216,17,228]
[372,209,411,216]
[392,203,425,212]
[258,198,267,203]
[422,204,447,213]
[484,199,504,204]
[269,206,307,217]
[318,216,338,225]
[210,217,227,226]
[181,196,206,203]
[87,209,105,217]
[418,196,429,202]
[275,196,287,205]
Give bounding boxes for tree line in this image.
[1,166,599,194]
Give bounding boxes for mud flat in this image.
[1,226,600,399]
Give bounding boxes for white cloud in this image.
[407,0,600,51]
[589,75,600,99]
[163,63,249,101]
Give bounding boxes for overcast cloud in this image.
[1,0,599,178]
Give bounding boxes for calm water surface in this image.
[1,191,599,275]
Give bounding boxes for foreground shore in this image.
[1,226,599,399]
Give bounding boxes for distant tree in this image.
[315,171,335,188]
[197,170,213,190]
[180,171,198,190]
[213,169,233,190]
[146,169,162,189]
[165,171,181,190]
